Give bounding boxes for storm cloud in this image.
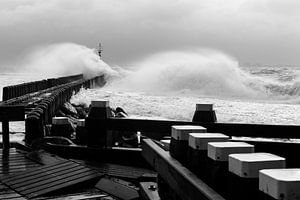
[0,0,300,67]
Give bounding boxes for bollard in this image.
[187,133,229,183]
[75,119,87,145]
[228,153,286,200]
[25,114,44,145]
[169,125,207,165]
[51,117,73,138]
[192,104,217,123]
[207,142,254,198]
[86,100,112,148]
[259,168,300,200]
[87,100,112,118]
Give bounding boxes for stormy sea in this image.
[1,44,300,132]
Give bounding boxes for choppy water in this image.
[71,62,300,125]
[2,47,300,133]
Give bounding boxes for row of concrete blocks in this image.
[168,125,298,200]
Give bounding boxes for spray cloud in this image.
[17,43,116,79]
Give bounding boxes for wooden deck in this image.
[0,148,41,176]
[1,160,101,199]
[0,148,114,199]
[0,148,40,200]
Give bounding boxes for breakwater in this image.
[2,74,83,101]
[0,74,106,147]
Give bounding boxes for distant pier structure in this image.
[98,43,103,59]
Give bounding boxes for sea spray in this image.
[107,50,268,99]
[17,43,117,79]
[106,50,300,101]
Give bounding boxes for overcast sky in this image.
[0,0,300,66]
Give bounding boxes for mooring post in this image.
[2,121,10,152]
[207,142,254,198]
[86,100,112,148]
[192,103,217,123]
[228,153,286,200]
[259,168,300,200]
[187,133,229,183]
[169,125,207,165]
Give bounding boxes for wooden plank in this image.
[26,150,65,165]
[79,161,156,181]
[0,192,22,199]
[26,172,100,198]
[2,161,75,182]
[2,121,9,151]
[15,167,91,190]
[16,168,90,192]
[95,178,139,200]
[0,106,25,121]
[142,139,225,200]
[104,118,300,139]
[43,143,147,167]
[1,155,28,160]
[9,165,84,187]
[0,160,37,167]
[0,163,40,170]
[139,182,161,200]
[2,160,102,199]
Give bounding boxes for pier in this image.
[1,76,300,199]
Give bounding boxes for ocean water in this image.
[2,48,300,133]
[69,51,300,125]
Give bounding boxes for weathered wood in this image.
[26,150,65,165]
[76,161,156,181]
[0,148,41,178]
[95,178,140,200]
[1,160,102,199]
[139,182,161,200]
[2,121,10,151]
[0,106,25,121]
[42,143,148,167]
[142,139,226,200]
[104,118,300,139]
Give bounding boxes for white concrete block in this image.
[171,125,207,140]
[77,119,85,127]
[160,139,171,149]
[196,104,214,111]
[91,100,109,108]
[229,153,286,178]
[208,142,254,161]
[189,133,229,150]
[259,168,300,200]
[52,117,69,125]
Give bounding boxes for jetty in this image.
[1,74,300,199]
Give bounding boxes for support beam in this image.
[142,139,225,200]
[2,121,10,151]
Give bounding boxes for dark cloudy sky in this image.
[0,0,300,66]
